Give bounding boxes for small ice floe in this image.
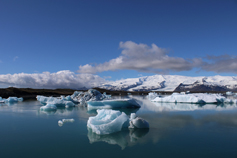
[0,96,23,103]
[146,92,159,100]
[226,91,233,96]
[87,98,141,110]
[58,119,75,127]
[87,109,129,135]
[129,113,149,129]
[36,95,75,107]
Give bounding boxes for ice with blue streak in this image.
[87,98,141,109]
[87,109,129,135]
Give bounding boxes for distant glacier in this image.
[98,75,237,92]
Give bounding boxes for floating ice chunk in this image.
[87,109,129,135]
[103,92,111,99]
[62,119,75,123]
[152,93,229,104]
[129,113,149,129]
[17,97,23,102]
[87,98,141,109]
[71,91,83,98]
[226,91,233,95]
[0,96,23,103]
[130,113,136,120]
[58,120,63,127]
[72,89,111,105]
[58,118,75,127]
[36,95,75,107]
[152,93,202,103]
[146,92,159,100]
[40,104,57,111]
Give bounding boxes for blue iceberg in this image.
[87,109,149,135]
[0,96,23,103]
[36,95,75,107]
[40,103,57,111]
[87,109,129,135]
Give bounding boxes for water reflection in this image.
[87,128,149,149]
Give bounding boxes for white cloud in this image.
[0,70,106,89]
[78,41,202,74]
[201,55,237,74]
[13,56,19,61]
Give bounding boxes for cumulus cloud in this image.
[78,41,202,74]
[0,70,106,89]
[201,55,237,74]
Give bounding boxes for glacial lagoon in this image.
[1,96,237,158]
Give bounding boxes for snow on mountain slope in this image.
[99,75,237,92]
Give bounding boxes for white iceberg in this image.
[152,93,203,103]
[146,92,159,100]
[129,113,149,129]
[152,93,231,104]
[226,91,233,95]
[36,95,75,107]
[87,98,141,109]
[87,109,129,135]
[40,104,57,111]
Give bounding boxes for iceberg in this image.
[87,109,129,135]
[226,91,233,95]
[40,104,57,111]
[87,98,141,109]
[129,113,149,129]
[87,109,149,135]
[146,92,159,100]
[0,96,23,103]
[152,93,231,104]
[73,89,111,105]
[36,95,75,107]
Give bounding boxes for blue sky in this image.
[0,0,237,88]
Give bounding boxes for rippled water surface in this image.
[1,96,237,158]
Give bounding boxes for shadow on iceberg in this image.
[87,128,149,150]
[87,108,139,115]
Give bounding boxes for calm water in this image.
[1,96,237,158]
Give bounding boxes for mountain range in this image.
[98,75,237,92]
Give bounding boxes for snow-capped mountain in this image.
[98,75,237,92]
